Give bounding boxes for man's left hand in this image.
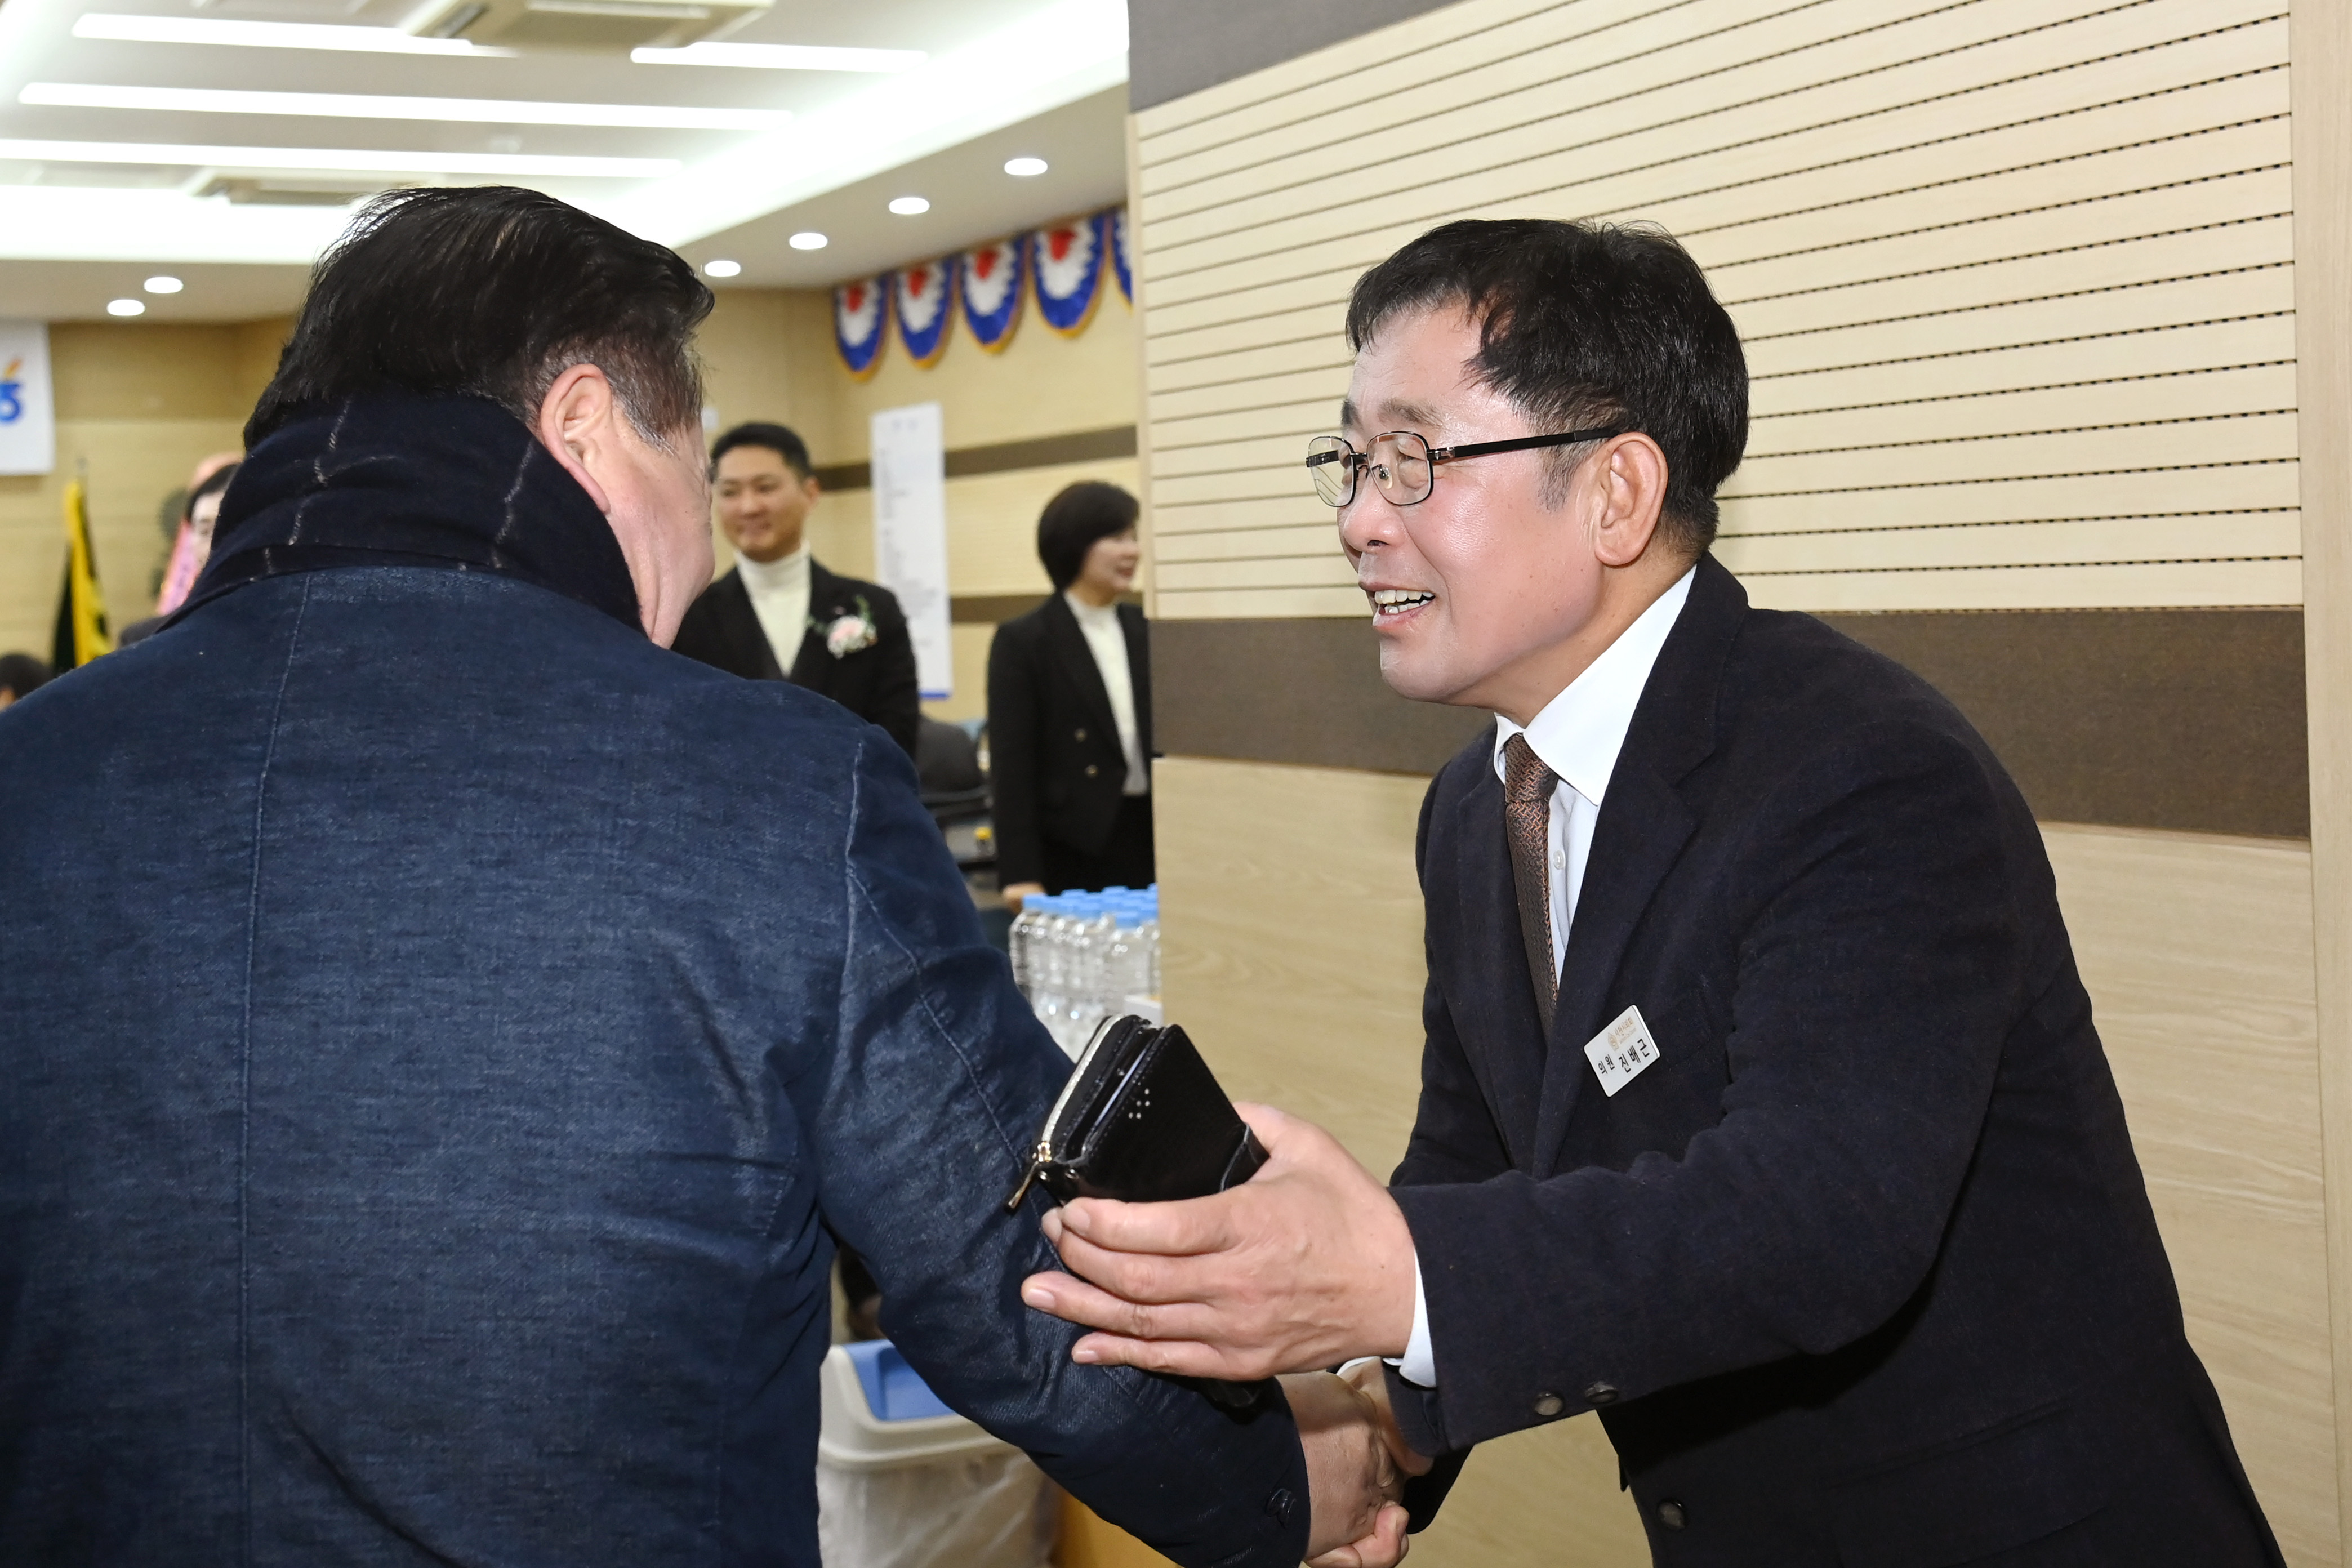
[1021,1103,1418,1379]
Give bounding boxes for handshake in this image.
[1277,1361,1429,1567]
[1018,1101,1437,1566]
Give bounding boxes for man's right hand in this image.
[1279,1370,1427,1568]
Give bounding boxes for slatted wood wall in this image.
[1133,0,2297,617]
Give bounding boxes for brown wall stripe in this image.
[952,592,1142,625]
[1153,605,2309,840]
[811,425,1137,494]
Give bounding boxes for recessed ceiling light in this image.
[106,298,145,317]
[888,195,929,216]
[144,275,183,293]
[0,138,677,179]
[631,43,924,71]
[788,231,827,250]
[703,259,741,277]
[73,14,497,55]
[17,83,789,132]
[1004,156,1048,177]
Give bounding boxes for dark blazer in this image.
[0,565,1311,1566]
[986,594,1151,889]
[1388,557,2279,1566]
[672,558,921,756]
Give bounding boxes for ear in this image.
[536,363,620,518]
[1588,431,1671,569]
[801,472,823,506]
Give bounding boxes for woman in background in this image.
[120,460,240,647]
[987,482,1151,906]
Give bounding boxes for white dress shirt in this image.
[1064,591,1150,797]
[1393,565,1696,1388]
[737,545,811,672]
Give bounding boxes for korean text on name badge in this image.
[1584,1005,1661,1097]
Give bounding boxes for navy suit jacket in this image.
[1388,557,2279,1566]
[0,565,1306,1567]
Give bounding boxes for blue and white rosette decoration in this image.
[960,235,1026,353]
[834,277,888,380]
[1034,211,1107,337]
[894,257,956,368]
[1111,206,1133,305]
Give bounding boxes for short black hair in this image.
[247,186,712,449]
[1036,482,1139,591]
[1344,218,1747,556]
[190,461,238,513]
[0,652,50,700]
[710,421,812,481]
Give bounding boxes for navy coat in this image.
[1388,557,2280,1566]
[0,564,1306,1567]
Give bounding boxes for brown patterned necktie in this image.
[1502,733,1561,1036]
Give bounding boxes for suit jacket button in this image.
[1656,1499,1686,1531]
[1582,1382,1618,1406]
[1532,1392,1564,1418]
[1075,727,1087,741]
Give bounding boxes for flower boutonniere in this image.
[814,594,880,659]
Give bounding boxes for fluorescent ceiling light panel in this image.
[787,230,825,249]
[19,83,788,131]
[887,194,926,215]
[143,275,183,292]
[0,138,678,177]
[0,184,356,262]
[631,42,922,71]
[107,297,145,315]
[601,0,1126,246]
[702,257,740,276]
[1004,155,1046,176]
[73,15,497,55]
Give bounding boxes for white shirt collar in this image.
[736,544,809,593]
[1063,589,1121,626]
[1491,565,1697,805]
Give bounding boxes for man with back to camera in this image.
[1018,218,2287,1563]
[0,185,1418,1568]
[672,420,921,757]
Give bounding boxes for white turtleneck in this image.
[737,545,812,670]
[1063,591,1149,797]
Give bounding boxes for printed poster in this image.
[870,402,952,701]
[0,321,55,476]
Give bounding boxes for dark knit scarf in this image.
[187,391,640,631]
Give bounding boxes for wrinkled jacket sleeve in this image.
[807,732,1311,1568]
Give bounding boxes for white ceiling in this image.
[0,0,1128,319]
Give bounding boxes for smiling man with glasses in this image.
[1021,216,2283,1566]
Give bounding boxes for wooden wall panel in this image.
[1155,755,2335,1563]
[1134,0,2301,619]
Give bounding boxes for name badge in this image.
[1584,1005,1661,1097]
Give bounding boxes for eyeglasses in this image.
[1304,425,1630,509]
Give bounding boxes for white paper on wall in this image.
[870,401,953,701]
[0,321,56,476]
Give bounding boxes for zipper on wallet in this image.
[1003,1139,1055,1213]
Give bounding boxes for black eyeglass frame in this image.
[1306,425,1632,508]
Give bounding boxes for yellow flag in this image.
[55,475,112,670]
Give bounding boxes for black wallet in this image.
[1006,1014,1272,1410]
[1004,1014,1268,1214]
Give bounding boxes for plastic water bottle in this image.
[1009,902,1037,998]
[1028,896,1068,1045]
